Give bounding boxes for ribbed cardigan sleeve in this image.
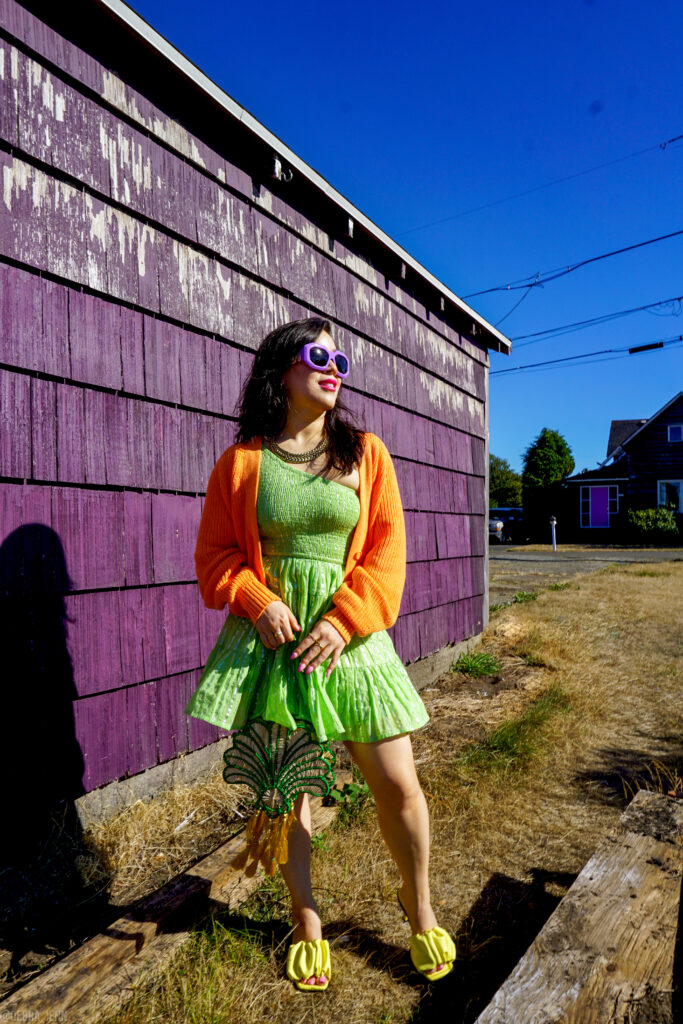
[321,437,406,643]
[194,449,278,622]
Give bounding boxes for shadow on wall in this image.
[0,525,108,987]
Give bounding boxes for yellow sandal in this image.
[286,938,331,991]
[397,889,456,982]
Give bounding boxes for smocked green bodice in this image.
[256,444,360,565]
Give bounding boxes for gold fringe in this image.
[230,806,298,878]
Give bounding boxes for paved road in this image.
[488,545,683,606]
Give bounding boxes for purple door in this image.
[590,487,609,527]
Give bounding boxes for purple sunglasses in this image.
[297,341,350,378]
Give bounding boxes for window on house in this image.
[580,485,619,527]
[658,480,683,512]
[668,424,683,442]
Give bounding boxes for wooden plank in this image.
[0,38,19,148]
[66,591,123,696]
[0,369,30,478]
[155,671,191,763]
[151,493,201,584]
[73,688,128,791]
[163,583,200,675]
[0,263,41,370]
[30,376,57,481]
[142,314,182,404]
[125,681,158,777]
[475,791,683,1024]
[123,490,153,586]
[120,306,146,395]
[140,586,167,681]
[0,773,350,1024]
[56,382,86,483]
[118,588,146,685]
[69,291,123,390]
[51,487,124,590]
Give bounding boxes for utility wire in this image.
[511,294,683,346]
[491,334,683,376]
[396,131,683,236]
[464,227,683,298]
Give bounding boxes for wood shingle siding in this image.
[0,0,500,795]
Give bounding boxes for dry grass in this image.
[80,770,251,907]
[101,563,682,1024]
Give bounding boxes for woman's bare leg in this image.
[278,792,327,984]
[344,733,446,972]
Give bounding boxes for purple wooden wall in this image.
[0,0,489,795]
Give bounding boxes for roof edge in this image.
[598,390,683,467]
[94,0,511,355]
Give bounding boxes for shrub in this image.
[626,507,679,544]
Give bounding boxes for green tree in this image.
[522,428,575,540]
[489,454,523,507]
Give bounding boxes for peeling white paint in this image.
[10,45,18,81]
[41,76,54,114]
[85,193,107,246]
[31,165,49,210]
[55,92,66,122]
[188,139,207,169]
[217,167,226,183]
[216,262,231,303]
[137,223,156,278]
[143,158,152,190]
[107,206,137,261]
[353,281,370,315]
[99,123,109,161]
[0,46,4,80]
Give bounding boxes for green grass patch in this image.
[452,650,501,676]
[239,872,288,924]
[511,590,539,603]
[453,683,571,777]
[546,581,571,591]
[630,569,665,577]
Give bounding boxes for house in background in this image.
[564,391,683,541]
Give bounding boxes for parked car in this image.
[489,507,527,543]
[489,516,505,544]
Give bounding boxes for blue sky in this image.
[128,0,682,475]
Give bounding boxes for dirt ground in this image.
[488,542,683,606]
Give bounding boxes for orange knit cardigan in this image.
[194,432,406,643]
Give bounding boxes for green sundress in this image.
[185,444,429,865]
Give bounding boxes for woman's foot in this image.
[398,884,446,974]
[292,907,328,987]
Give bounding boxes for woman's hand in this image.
[255,601,301,649]
[290,619,346,677]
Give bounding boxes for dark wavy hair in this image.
[234,317,366,475]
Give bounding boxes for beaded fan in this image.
[223,718,337,876]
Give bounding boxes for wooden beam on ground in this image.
[475,789,683,1024]
[0,776,349,1024]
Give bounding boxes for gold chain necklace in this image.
[264,436,329,463]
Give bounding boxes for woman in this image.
[185,317,455,990]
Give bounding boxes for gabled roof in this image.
[606,419,646,459]
[598,391,683,467]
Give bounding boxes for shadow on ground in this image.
[408,868,576,1023]
[574,746,683,810]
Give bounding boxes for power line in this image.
[395,131,683,237]
[491,334,683,377]
[511,294,683,346]
[464,227,683,298]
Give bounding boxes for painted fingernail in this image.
[326,669,331,677]
[290,652,297,659]
[305,665,314,674]
[298,663,305,672]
